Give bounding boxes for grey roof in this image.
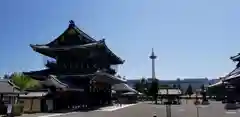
[30,41,102,51]
[230,53,240,61]
[52,72,126,85]
[41,75,84,92]
[208,80,223,88]
[93,72,126,85]
[31,40,124,64]
[158,89,182,95]
[112,83,138,93]
[46,20,96,47]
[122,92,138,95]
[19,92,48,98]
[42,75,68,89]
[30,21,124,64]
[36,71,126,92]
[223,67,240,81]
[0,80,20,94]
[25,69,126,85]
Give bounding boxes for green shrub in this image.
[12,104,24,116]
[10,72,42,91]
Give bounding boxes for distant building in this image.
[0,79,21,105]
[127,78,219,93]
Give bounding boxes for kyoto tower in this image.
[149,48,157,79]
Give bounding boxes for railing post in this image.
[166,105,171,117]
[196,106,199,117]
[153,113,157,117]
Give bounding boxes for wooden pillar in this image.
[108,84,111,105]
[0,94,3,103]
[85,80,90,108]
[30,98,34,112]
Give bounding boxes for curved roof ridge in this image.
[48,75,68,87]
[101,39,125,64]
[42,21,96,47]
[8,79,21,90]
[69,20,96,42]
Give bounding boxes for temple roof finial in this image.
[69,20,75,27]
[102,37,106,41]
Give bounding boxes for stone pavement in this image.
[20,113,54,117]
[19,100,240,117]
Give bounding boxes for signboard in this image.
[7,104,12,114]
[46,100,53,111]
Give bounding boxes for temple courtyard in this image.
[21,100,240,117]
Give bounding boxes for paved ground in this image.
[23,100,240,117]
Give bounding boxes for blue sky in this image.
[0,0,240,80]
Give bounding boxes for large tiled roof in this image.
[25,69,126,84]
[29,21,124,64]
[112,83,138,93]
[46,20,96,47]
[223,66,240,81]
[209,56,240,86]
[208,80,223,88]
[25,71,126,91]
[222,53,240,81]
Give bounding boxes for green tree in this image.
[149,79,159,104]
[159,84,170,89]
[140,77,147,93]
[185,84,193,96]
[10,72,41,91]
[3,74,10,79]
[134,82,141,92]
[143,80,149,95]
[134,77,148,94]
[207,86,224,99]
[177,84,181,89]
[172,84,177,88]
[140,78,146,86]
[200,84,205,91]
[177,84,183,94]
